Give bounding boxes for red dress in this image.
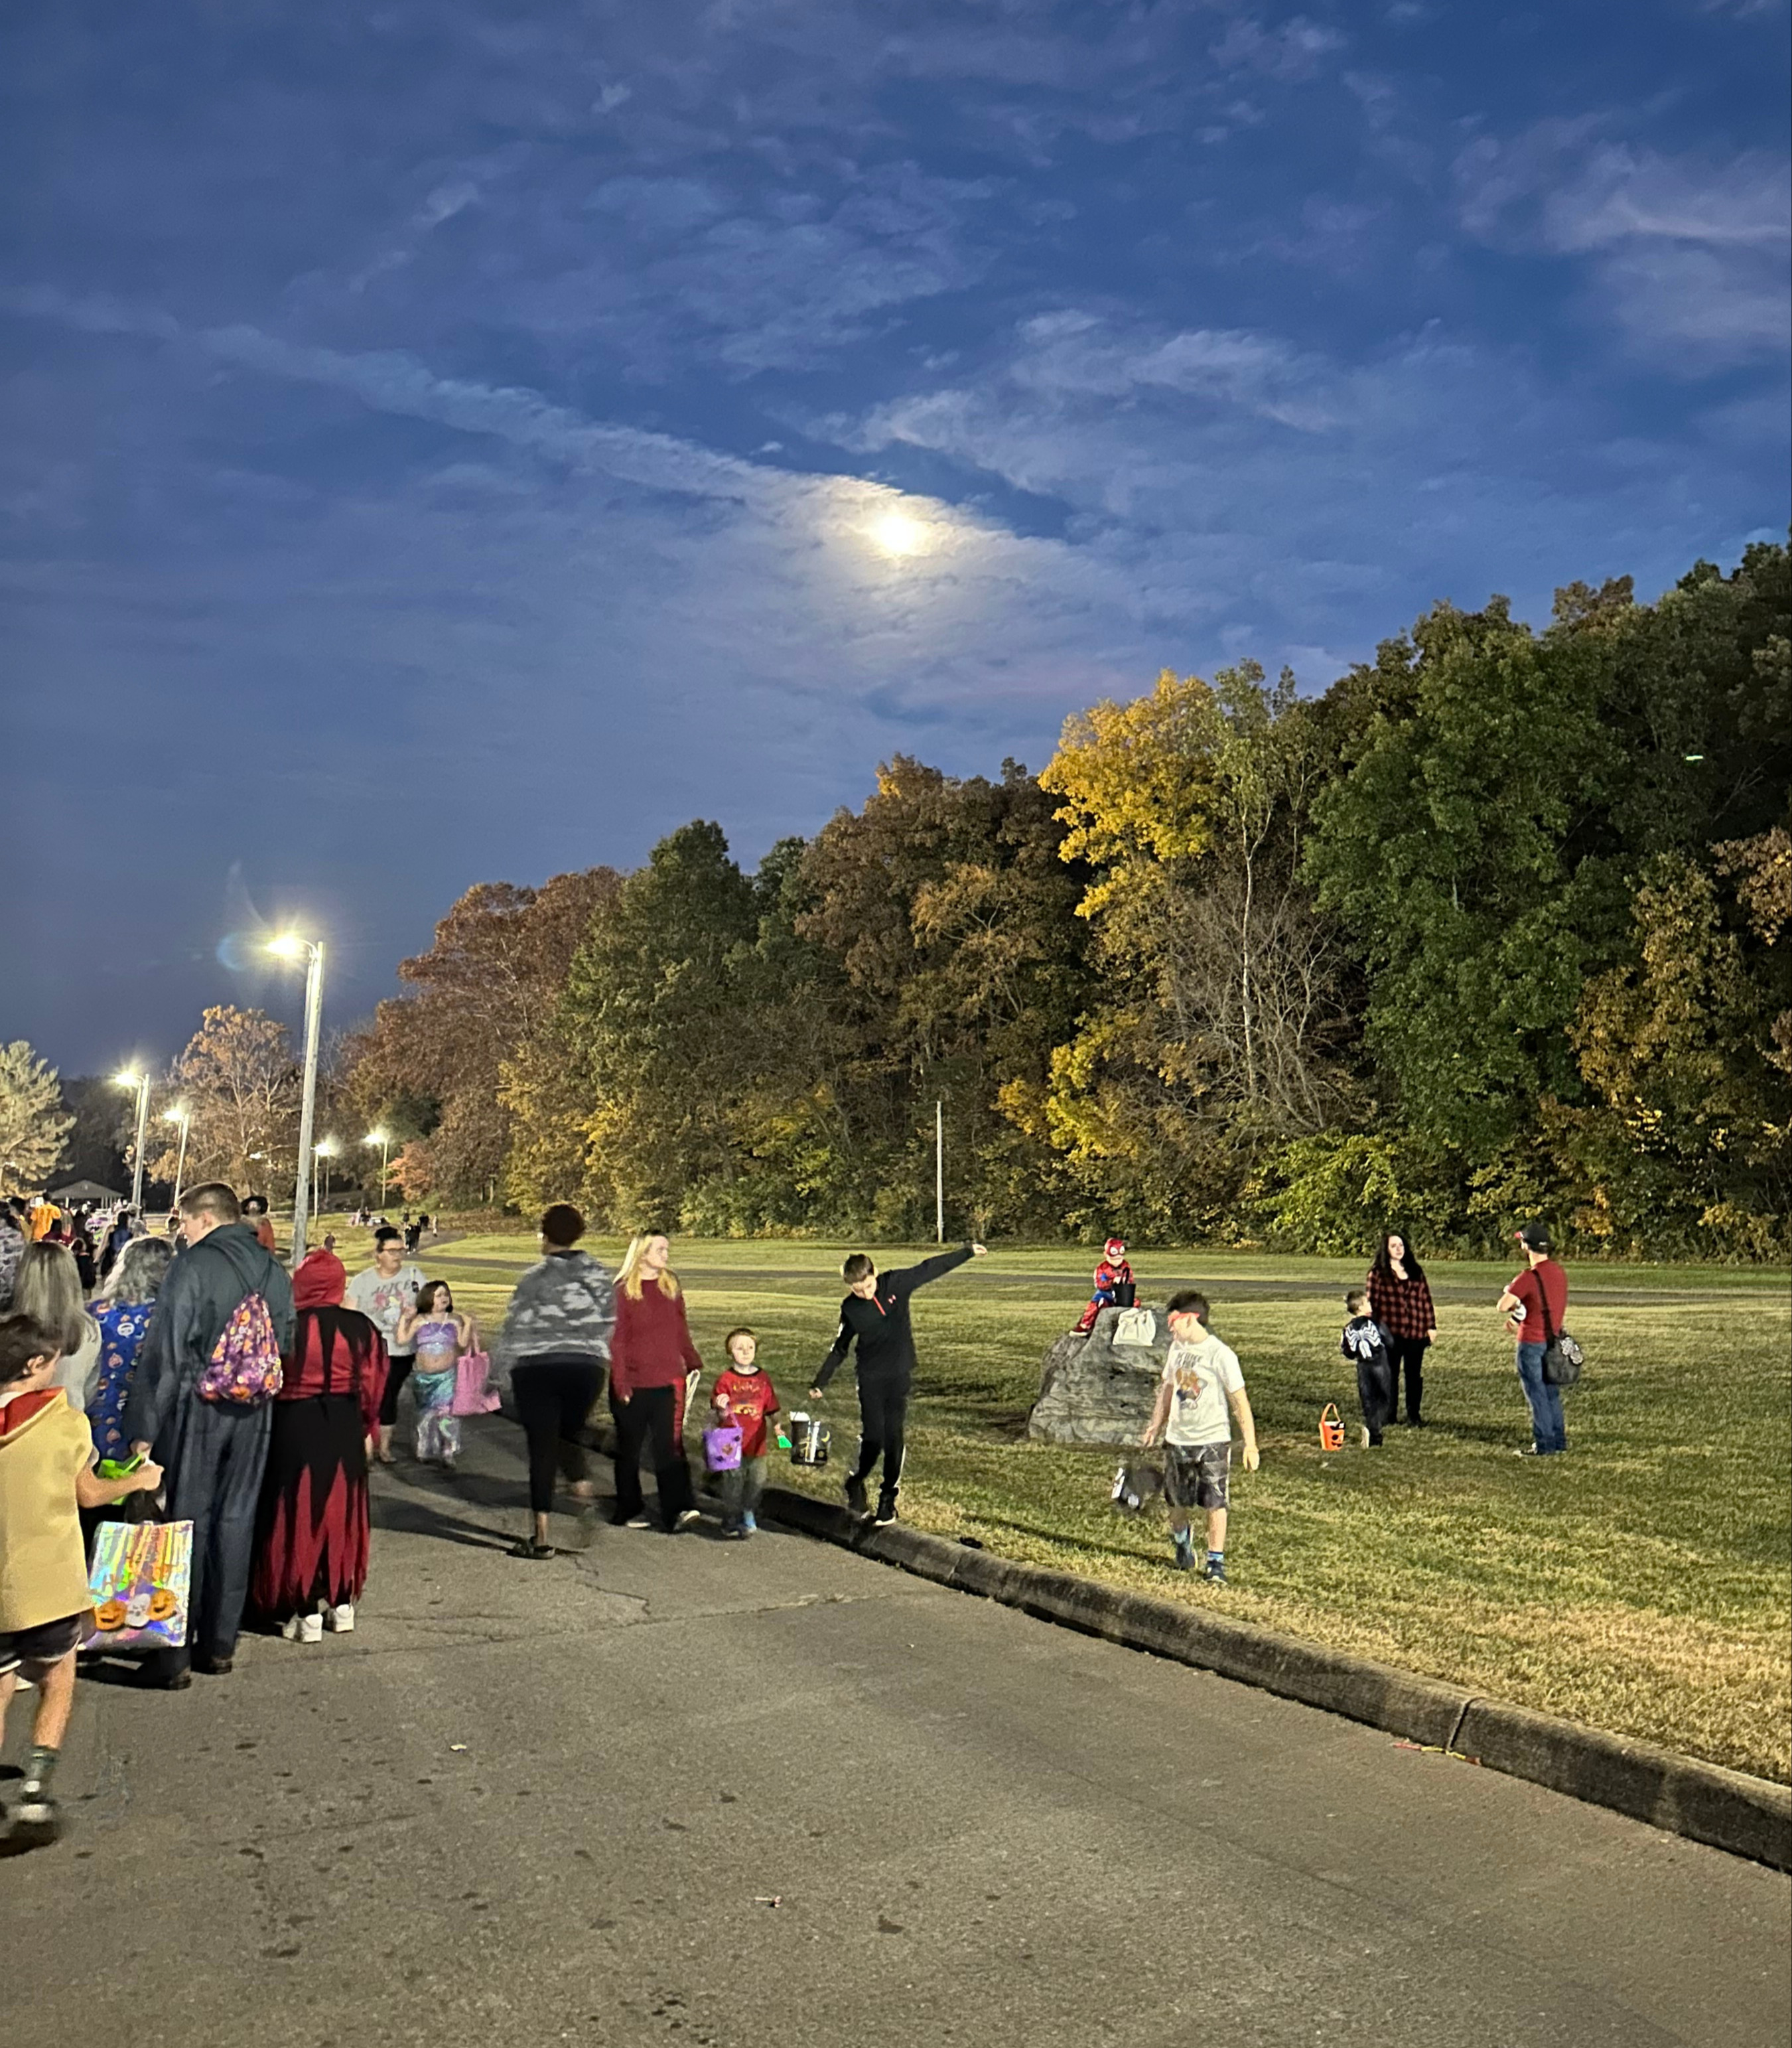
[251,1303,388,1616]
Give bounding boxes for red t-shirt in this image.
[713,1366,780,1459]
[1507,1260,1568,1343]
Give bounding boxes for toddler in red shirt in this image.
[710,1327,781,1540]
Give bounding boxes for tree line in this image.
[9,542,1784,1257]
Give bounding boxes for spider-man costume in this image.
[1074,1238,1133,1335]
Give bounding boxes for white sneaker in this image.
[281,1615,302,1642]
[326,1603,355,1633]
[299,1611,324,1644]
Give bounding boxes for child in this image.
[1140,1290,1259,1583]
[711,1327,781,1539]
[396,1280,472,1469]
[1340,1287,1393,1448]
[0,1312,162,1846]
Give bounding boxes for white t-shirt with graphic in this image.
[1161,1333,1245,1447]
[346,1264,425,1356]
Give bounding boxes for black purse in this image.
[1535,1274,1584,1388]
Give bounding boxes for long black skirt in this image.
[251,1393,372,1616]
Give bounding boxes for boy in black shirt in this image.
[1340,1286,1392,1447]
[810,1242,987,1525]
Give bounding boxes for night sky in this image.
[4,2,1787,1076]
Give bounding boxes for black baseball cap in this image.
[1515,1221,1551,1252]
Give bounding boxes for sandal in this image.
[508,1540,556,1560]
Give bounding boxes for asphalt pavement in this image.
[7,1413,1787,2048]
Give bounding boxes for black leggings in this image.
[610,1383,695,1529]
[378,1355,413,1427]
[511,1354,603,1515]
[850,1372,909,1501]
[1387,1336,1427,1422]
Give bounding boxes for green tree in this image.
[0,1042,75,1195]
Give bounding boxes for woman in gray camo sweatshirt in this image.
[493,1203,616,1559]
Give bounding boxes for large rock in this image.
[1028,1304,1170,1444]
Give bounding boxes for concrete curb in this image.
[760,1483,1792,1872]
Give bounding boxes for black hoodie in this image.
[123,1221,297,1451]
[813,1246,975,1389]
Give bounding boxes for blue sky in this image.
[3,0,1787,1076]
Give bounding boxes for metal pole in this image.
[935,1100,944,1244]
[290,943,324,1263]
[381,1137,390,1210]
[172,1116,190,1210]
[130,1078,150,1214]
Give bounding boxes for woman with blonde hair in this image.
[608,1230,703,1534]
[86,1235,174,1467]
[13,1242,100,1412]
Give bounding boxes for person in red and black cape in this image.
[251,1248,388,1644]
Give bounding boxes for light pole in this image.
[162,1106,192,1210]
[364,1128,391,1212]
[113,1070,153,1213]
[267,932,325,1264]
[314,1139,337,1220]
[935,1099,945,1244]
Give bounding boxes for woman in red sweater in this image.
[608,1232,703,1533]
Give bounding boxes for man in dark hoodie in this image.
[809,1241,987,1525]
[125,1183,295,1684]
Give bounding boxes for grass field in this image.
[326,1219,1792,1783]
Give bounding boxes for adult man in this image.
[123,1183,295,1684]
[346,1226,426,1463]
[809,1241,987,1526]
[1498,1222,1568,1456]
[1141,1290,1261,1581]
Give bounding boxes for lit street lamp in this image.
[112,1070,152,1213]
[266,932,326,1263]
[162,1105,192,1209]
[364,1128,391,1210]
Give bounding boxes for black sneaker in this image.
[844,1477,869,1517]
[1203,1556,1229,1585]
[872,1499,899,1527]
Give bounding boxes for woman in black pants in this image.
[491,1205,616,1559]
[1366,1230,1437,1426]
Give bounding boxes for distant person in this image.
[0,1311,163,1847]
[809,1241,988,1526]
[1340,1287,1392,1448]
[122,1183,295,1684]
[99,1210,137,1283]
[1498,1222,1568,1457]
[1141,1290,1261,1581]
[13,1243,100,1414]
[491,1204,615,1560]
[85,1236,174,1469]
[345,1227,425,1464]
[709,1327,782,1539]
[1366,1230,1436,1427]
[395,1280,472,1469]
[28,1197,59,1243]
[253,1248,387,1643]
[0,1198,25,1309]
[609,1233,703,1535]
[241,1195,277,1256]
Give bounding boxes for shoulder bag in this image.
[1535,1272,1584,1388]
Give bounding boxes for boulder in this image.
[1028,1304,1170,1444]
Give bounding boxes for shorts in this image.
[0,1612,84,1681]
[1164,1441,1231,1512]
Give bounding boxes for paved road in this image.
[9,1416,1786,2048]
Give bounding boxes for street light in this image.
[364,1128,391,1210]
[161,1105,192,1210]
[266,932,326,1264]
[113,1070,152,1213]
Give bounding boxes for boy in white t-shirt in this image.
[1141,1290,1260,1583]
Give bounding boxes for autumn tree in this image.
[0,1042,75,1195]
[151,1007,301,1195]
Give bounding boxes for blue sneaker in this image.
[1204,1554,1229,1585]
[740,1511,758,1534]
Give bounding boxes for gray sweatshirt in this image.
[492,1248,616,1371]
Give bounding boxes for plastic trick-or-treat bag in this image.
[1111,1461,1164,1514]
[83,1516,194,1650]
[703,1423,744,1473]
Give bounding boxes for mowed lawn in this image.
[363,1224,1791,1783]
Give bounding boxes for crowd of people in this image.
[0,1177,1574,1847]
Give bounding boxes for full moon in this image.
[870,510,927,557]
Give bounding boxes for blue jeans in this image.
[1515,1343,1566,1453]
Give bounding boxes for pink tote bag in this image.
[450,1348,501,1416]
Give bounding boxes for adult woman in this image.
[609,1232,703,1536]
[252,1246,388,1643]
[14,1242,100,1412]
[1367,1230,1437,1427]
[492,1205,615,1560]
[86,1236,174,1467]
[395,1280,472,1470]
